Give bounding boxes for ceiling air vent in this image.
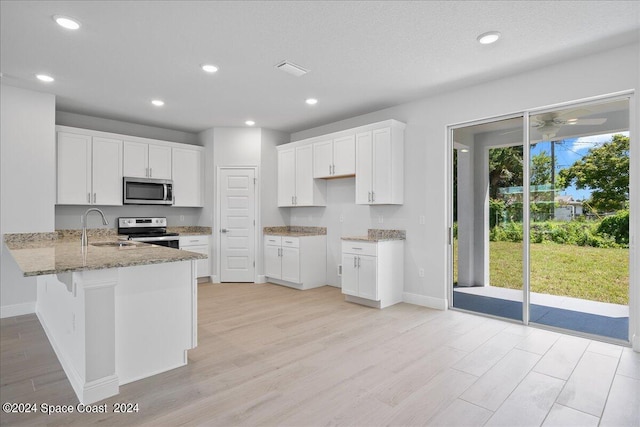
[275,60,309,77]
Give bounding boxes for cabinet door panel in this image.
[264,244,281,279]
[357,255,378,301]
[92,137,123,206]
[313,140,333,178]
[123,141,148,178]
[294,145,314,206]
[355,131,373,204]
[332,135,355,176]
[341,253,359,296]
[372,128,392,204]
[57,132,91,204]
[148,144,172,179]
[172,148,202,207]
[278,148,295,207]
[281,247,300,283]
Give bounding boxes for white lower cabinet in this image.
[180,235,210,278]
[264,235,326,290]
[341,239,404,308]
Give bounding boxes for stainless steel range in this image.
[118,217,179,249]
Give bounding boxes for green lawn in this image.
[455,241,629,305]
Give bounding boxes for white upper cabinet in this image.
[56,126,205,207]
[172,146,203,207]
[355,123,404,205]
[285,119,405,205]
[57,131,122,205]
[313,135,355,178]
[91,137,123,205]
[277,145,326,207]
[124,141,171,179]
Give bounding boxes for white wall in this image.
[1,85,56,317]
[57,111,199,145]
[289,43,639,317]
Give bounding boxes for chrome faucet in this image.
[81,208,109,251]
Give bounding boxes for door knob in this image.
[220,228,228,233]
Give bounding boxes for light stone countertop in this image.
[263,226,327,237]
[342,229,406,242]
[3,233,206,277]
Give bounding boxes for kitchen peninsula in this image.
[3,230,206,404]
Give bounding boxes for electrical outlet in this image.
[180,215,185,222]
[419,215,426,225]
[378,215,384,223]
[339,215,344,223]
[419,268,425,277]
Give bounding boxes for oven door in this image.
[131,236,179,249]
[123,177,173,205]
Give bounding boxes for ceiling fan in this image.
[531,109,607,140]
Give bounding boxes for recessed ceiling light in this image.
[36,74,54,83]
[245,120,255,126]
[151,99,164,107]
[460,148,469,153]
[305,98,318,105]
[477,31,501,45]
[201,64,219,73]
[53,15,80,30]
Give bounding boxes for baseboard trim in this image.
[36,310,119,404]
[0,301,36,319]
[210,275,220,284]
[255,275,266,284]
[403,292,447,310]
[633,333,639,352]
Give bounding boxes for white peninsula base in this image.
[36,260,197,404]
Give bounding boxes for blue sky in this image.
[530,131,630,201]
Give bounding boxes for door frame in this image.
[215,165,260,283]
[446,90,637,349]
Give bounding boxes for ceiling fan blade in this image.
[555,108,591,120]
[569,118,607,125]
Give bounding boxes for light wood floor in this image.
[1,282,638,426]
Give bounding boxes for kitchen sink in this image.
[91,241,139,248]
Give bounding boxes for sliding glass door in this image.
[450,95,631,343]
[452,116,525,322]
[527,98,630,341]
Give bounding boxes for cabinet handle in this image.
[150,167,153,177]
[357,256,361,268]
[332,164,335,175]
[93,193,96,204]
[292,196,294,205]
[352,247,363,250]
[354,256,357,268]
[295,196,297,205]
[368,192,371,202]
[372,192,375,202]
[87,193,91,203]
[329,165,332,175]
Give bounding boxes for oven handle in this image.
[129,236,179,242]
[163,184,168,202]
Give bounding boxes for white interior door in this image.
[219,168,256,282]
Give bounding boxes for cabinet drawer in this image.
[180,235,209,246]
[342,241,376,256]
[265,235,282,246]
[281,237,299,248]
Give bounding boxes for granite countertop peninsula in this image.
[3,229,206,277]
[263,226,327,237]
[342,229,406,242]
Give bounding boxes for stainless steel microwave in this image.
[123,177,173,205]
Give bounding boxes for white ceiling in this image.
[1,1,639,135]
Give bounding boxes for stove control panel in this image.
[118,217,167,228]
